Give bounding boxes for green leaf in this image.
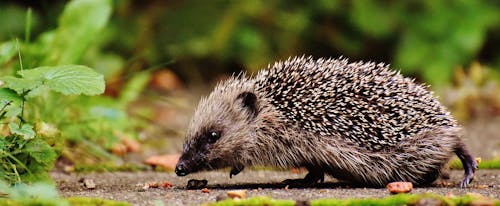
[119,71,151,104]
[0,88,22,118]
[10,182,60,200]
[44,0,112,65]
[0,41,17,65]
[9,123,35,140]
[0,76,41,94]
[0,88,22,105]
[23,138,57,170]
[18,65,105,95]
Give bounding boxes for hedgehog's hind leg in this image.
[282,168,324,186]
[454,142,478,188]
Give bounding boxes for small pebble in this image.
[386,182,412,194]
[83,179,96,189]
[201,188,210,193]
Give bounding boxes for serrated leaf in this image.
[0,88,22,118]
[0,76,42,94]
[0,88,21,105]
[18,65,105,95]
[8,123,35,140]
[23,138,57,169]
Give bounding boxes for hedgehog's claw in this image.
[230,165,245,178]
[460,157,478,188]
[455,142,478,188]
[282,171,324,186]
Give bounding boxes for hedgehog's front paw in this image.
[283,171,324,186]
[229,164,245,178]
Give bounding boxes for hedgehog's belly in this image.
[323,166,442,187]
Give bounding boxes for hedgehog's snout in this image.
[175,160,189,176]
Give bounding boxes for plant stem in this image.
[25,8,32,44]
[16,39,26,125]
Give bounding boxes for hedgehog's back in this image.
[255,56,457,151]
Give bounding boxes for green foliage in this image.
[74,163,148,173]
[450,158,500,170]
[0,181,130,206]
[99,0,500,86]
[0,0,124,185]
[211,196,294,206]
[0,65,104,184]
[67,197,130,206]
[44,0,112,65]
[209,194,499,206]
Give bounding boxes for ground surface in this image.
[53,169,499,206]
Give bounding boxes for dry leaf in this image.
[144,154,181,171]
[227,190,247,199]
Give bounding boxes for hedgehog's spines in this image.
[179,56,475,188]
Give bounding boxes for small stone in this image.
[386,182,412,194]
[201,188,210,193]
[148,182,160,188]
[83,179,96,189]
[227,190,247,199]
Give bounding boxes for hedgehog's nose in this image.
[175,162,188,176]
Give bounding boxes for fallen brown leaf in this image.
[111,143,127,156]
[227,190,247,199]
[144,154,181,171]
[162,181,173,188]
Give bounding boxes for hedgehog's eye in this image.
[207,131,220,144]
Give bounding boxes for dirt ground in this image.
[54,169,499,206]
[53,116,500,206]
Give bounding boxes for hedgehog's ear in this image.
[237,92,259,119]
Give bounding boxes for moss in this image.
[74,163,149,173]
[0,197,130,206]
[208,196,295,206]
[208,193,499,206]
[449,157,500,169]
[67,197,131,206]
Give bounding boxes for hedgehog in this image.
[175,56,477,188]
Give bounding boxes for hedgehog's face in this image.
[175,81,259,177]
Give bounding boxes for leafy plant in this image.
[0,181,130,206]
[0,0,145,184]
[0,64,105,184]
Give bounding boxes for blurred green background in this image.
[1,0,500,179]
[2,0,500,86]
